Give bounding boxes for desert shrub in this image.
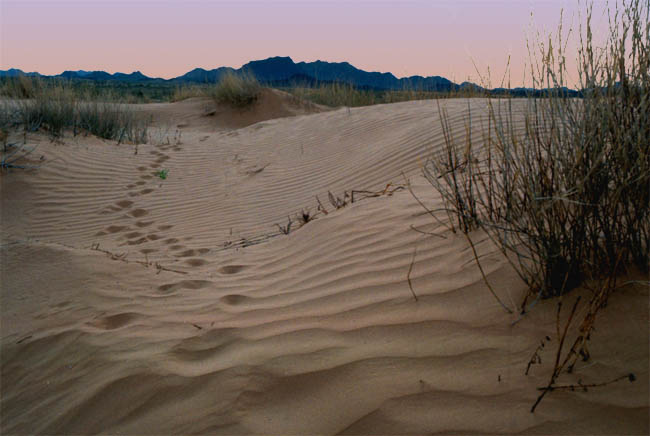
[427,0,648,301]
[423,0,648,411]
[209,71,261,108]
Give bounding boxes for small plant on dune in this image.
[155,168,169,180]
[276,216,293,235]
[422,0,648,411]
[209,71,262,108]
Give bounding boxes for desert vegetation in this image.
[0,75,176,103]
[424,0,648,411]
[170,84,207,102]
[0,78,149,143]
[285,82,485,108]
[207,71,262,108]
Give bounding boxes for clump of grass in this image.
[77,100,149,144]
[209,71,262,108]
[423,0,648,410]
[16,84,77,136]
[0,79,149,143]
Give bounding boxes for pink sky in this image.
[1,0,610,87]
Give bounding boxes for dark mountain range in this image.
[0,57,471,91]
[0,56,580,96]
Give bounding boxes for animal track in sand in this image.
[126,184,136,189]
[140,248,157,254]
[88,313,137,330]
[135,181,146,186]
[137,166,148,172]
[220,294,249,305]
[125,237,148,246]
[94,231,107,236]
[158,225,173,231]
[140,175,152,180]
[197,248,210,254]
[164,238,180,245]
[129,208,149,218]
[147,234,161,241]
[155,156,170,163]
[140,188,154,195]
[124,231,144,239]
[175,249,196,257]
[218,265,246,274]
[135,221,154,228]
[185,258,207,267]
[157,280,212,294]
[150,163,160,169]
[105,225,128,234]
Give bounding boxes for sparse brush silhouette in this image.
[286,81,485,108]
[170,84,206,102]
[424,0,648,411]
[0,75,43,99]
[208,71,262,108]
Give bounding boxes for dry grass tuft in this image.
[208,71,262,108]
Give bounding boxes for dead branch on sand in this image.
[90,243,188,275]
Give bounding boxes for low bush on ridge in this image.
[208,71,262,108]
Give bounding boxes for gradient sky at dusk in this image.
[1,0,610,87]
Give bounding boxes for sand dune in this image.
[1,97,647,434]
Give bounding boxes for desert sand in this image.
[1,92,648,434]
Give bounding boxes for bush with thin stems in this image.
[428,0,648,300]
[423,0,648,411]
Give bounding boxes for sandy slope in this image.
[1,94,648,435]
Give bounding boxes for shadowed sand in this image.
[1,92,648,434]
